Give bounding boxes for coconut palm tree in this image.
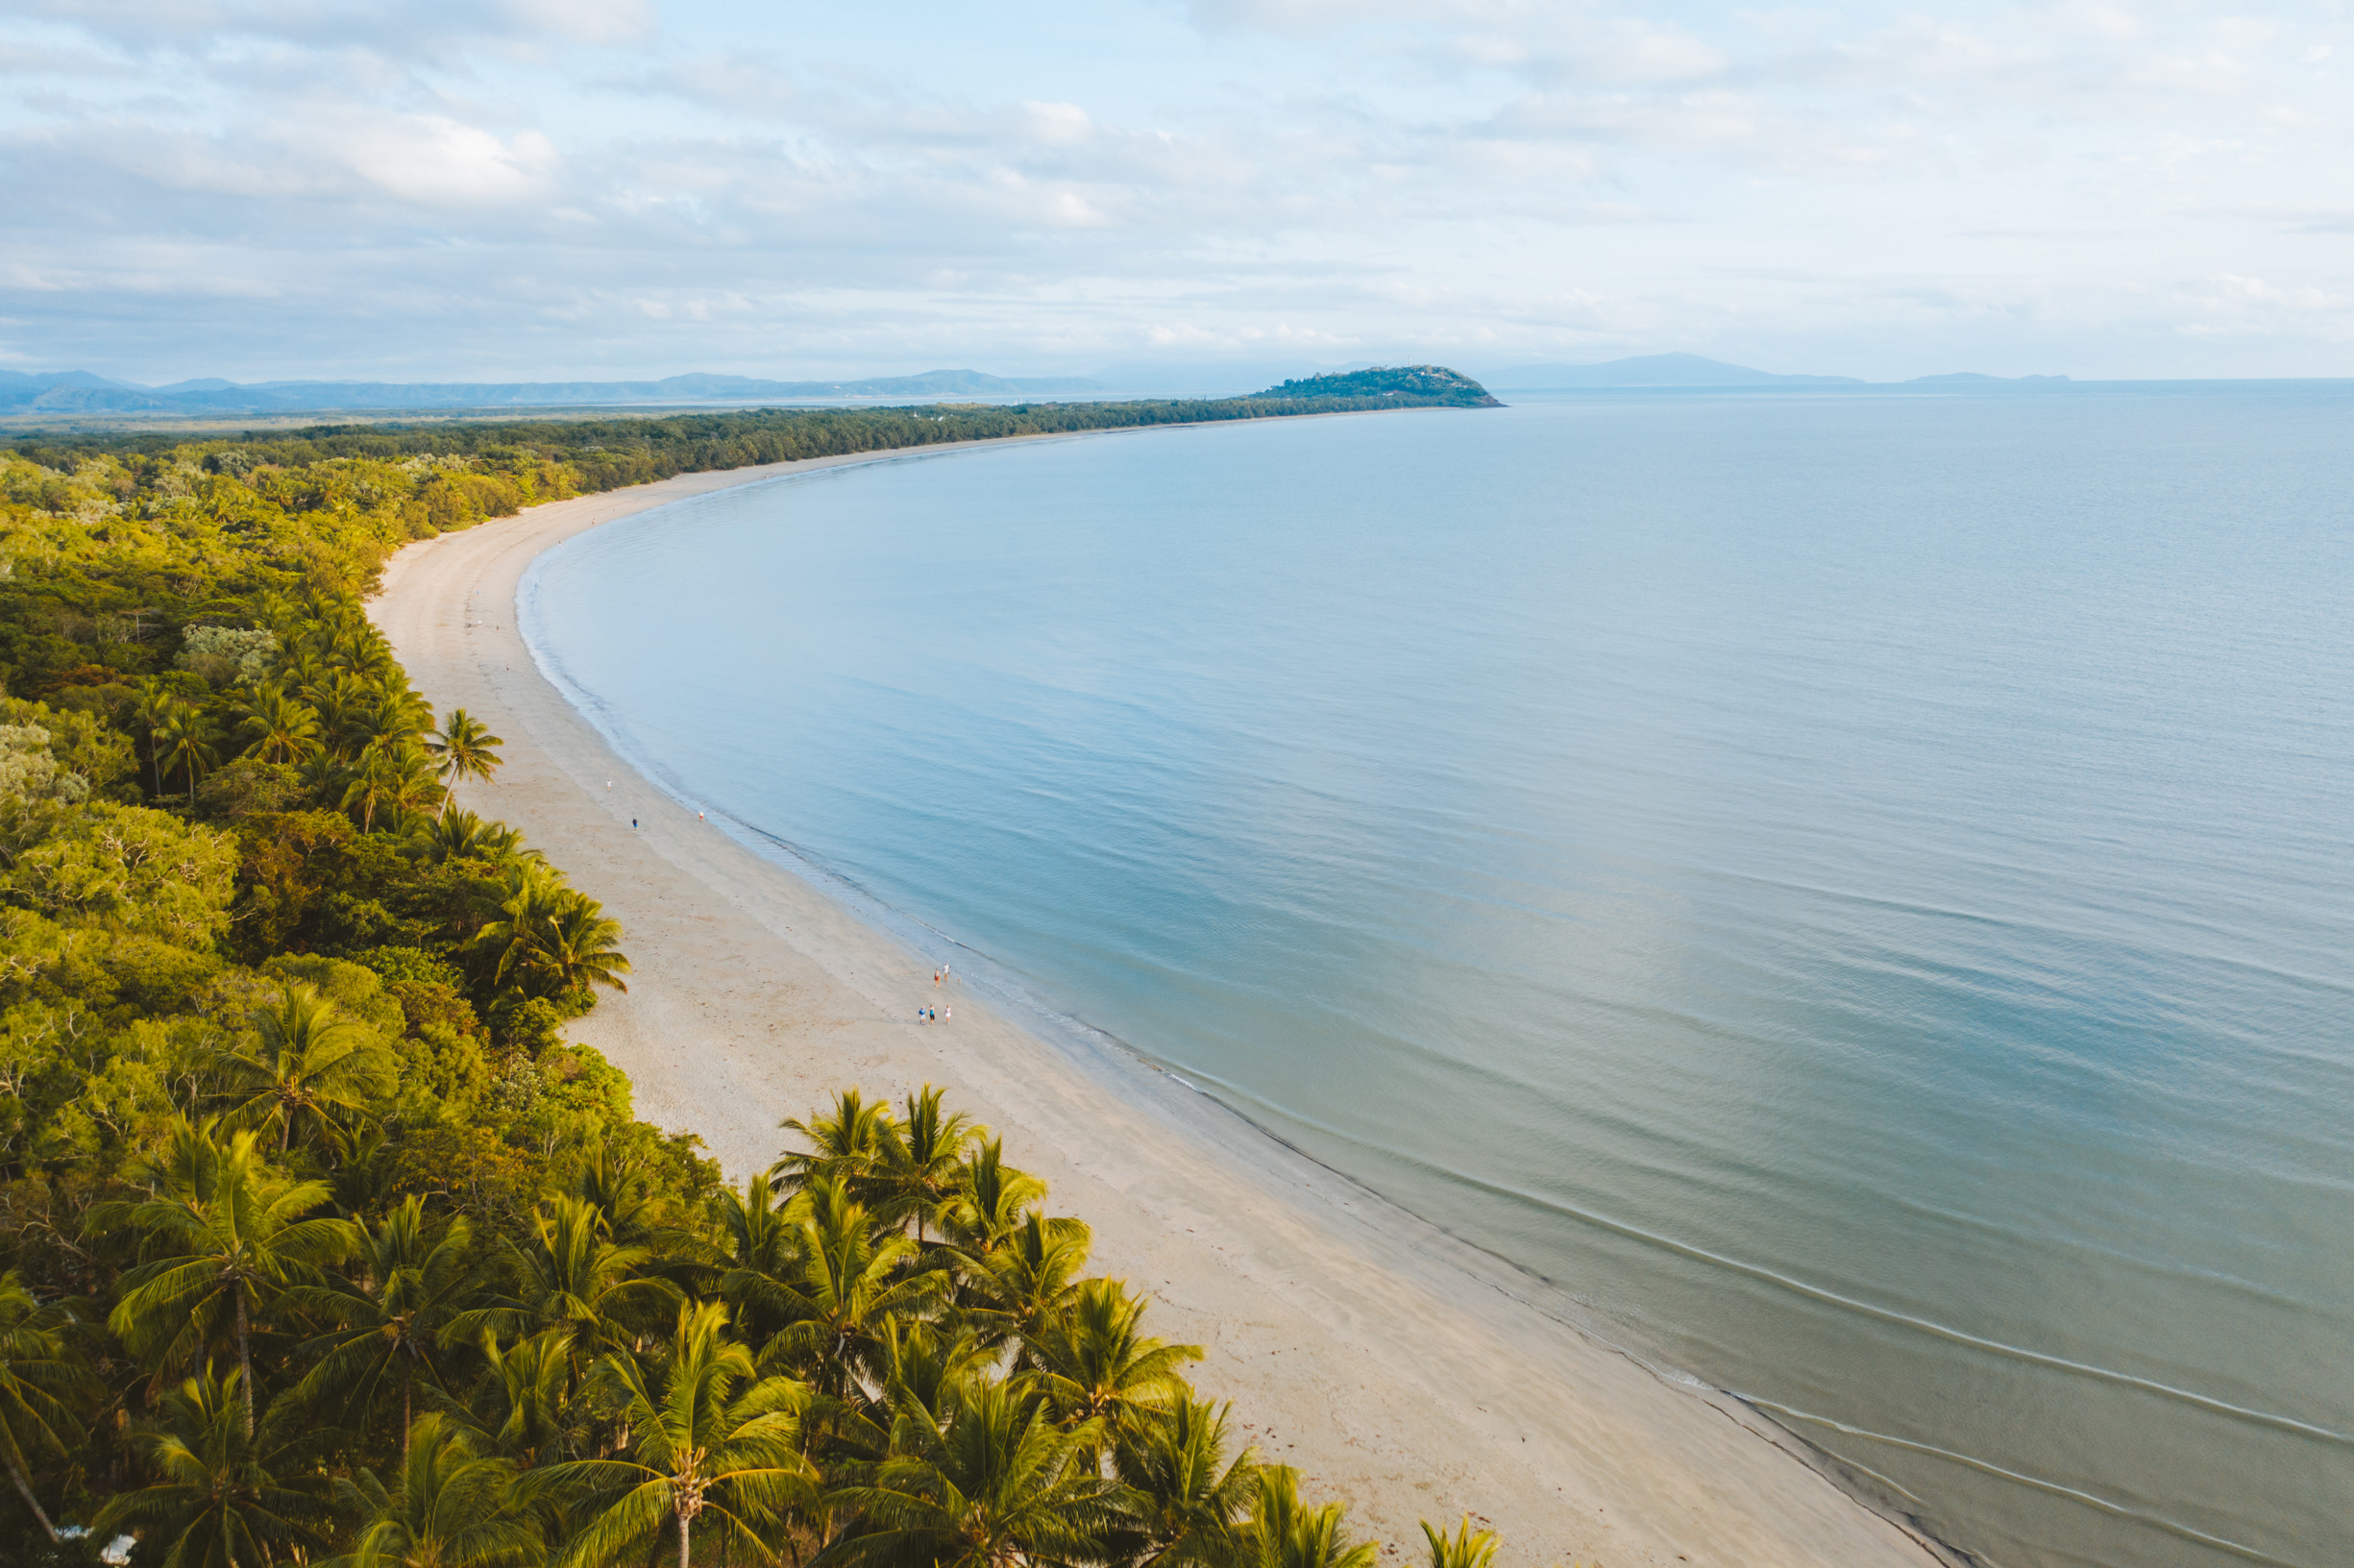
[534,1302,817,1568]
[470,873,630,1003]
[446,1197,682,1393]
[1110,1399,1259,1568]
[306,670,372,760]
[774,1089,901,1199]
[154,699,220,805]
[290,1198,479,1458]
[325,1412,543,1568]
[759,1177,948,1399]
[0,1271,94,1542]
[238,685,321,765]
[1419,1516,1497,1568]
[417,808,538,867]
[965,1213,1091,1356]
[100,1120,358,1433]
[875,1087,977,1241]
[821,1377,1124,1568]
[1238,1468,1377,1568]
[532,894,632,1003]
[91,1363,333,1567]
[344,740,442,833]
[127,677,175,796]
[429,709,503,811]
[211,981,398,1154]
[938,1139,1055,1264]
[711,1175,803,1356]
[1028,1279,1200,1440]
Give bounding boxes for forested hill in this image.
[1253,366,1502,406]
[0,391,1503,1565]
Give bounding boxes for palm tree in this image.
[759,1178,947,1399]
[470,874,630,1003]
[325,1412,543,1568]
[534,1302,817,1568]
[154,699,221,805]
[212,981,398,1153]
[711,1174,804,1355]
[92,1363,333,1567]
[1238,1468,1377,1568]
[446,1197,682,1393]
[821,1378,1125,1568]
[429,709,504,811]
[532,894,632,1002]
[355,686,432,755]
[1419,1517,1497,1568]
[344,740,442,832]
[0,1272,94,1542]
[238,685,322,765]
[964,1213,1090,1358]
[1028,1279,1200,1439]
[289,1198,478,1458]
[417,808,537,867]
[465,1328,580,1470]
[774,1089,900,1198]
[306,670,372,760]
[128,678,176,796]
[938,1139,1054,1264]
[100,1120,358,1433]
[875,1087,977,1241]
[1111,1400,1259,1568]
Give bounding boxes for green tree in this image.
[1238,1469,1376,1568]
[1419,1517,1497,1568]
[823,1378,1124,1568]
[0,1272,94,1542]
[100,1120,358,1433]
[238,686,322,766]
[154,700,221,805]
[325,1412,543,1568]
[760,1178,945,1399]
[1111,1400,1259,1568]
[1028,1279,1200,1439]
[91,1363,333,1568]
[212,981,398,1153]
[428,710,504,811]
[535,1302,817,1568]
[290,1198,478,1458]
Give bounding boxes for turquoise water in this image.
[525,388,2354,1568]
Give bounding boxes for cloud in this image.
[1,0,2351,380]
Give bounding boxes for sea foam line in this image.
[1196,1097,2354,1449]
[1743,1395,2301,1568]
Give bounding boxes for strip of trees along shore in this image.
[0,412,1517,1564]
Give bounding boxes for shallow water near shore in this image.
[525,386,2354,1568]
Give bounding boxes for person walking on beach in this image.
[944,1006,951,1024]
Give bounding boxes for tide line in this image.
[1744,1395,2300,1568]
[1203,1094,2354,1449]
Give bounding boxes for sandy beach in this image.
[371,435,1955,1568]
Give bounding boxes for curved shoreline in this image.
[372,429,1956,1568]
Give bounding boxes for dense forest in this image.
[0,398,1507,1565]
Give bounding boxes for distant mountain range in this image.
[0,368,1106,416]
[1480,354,2070,389]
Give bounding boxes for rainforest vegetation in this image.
[0,407,1506,1565]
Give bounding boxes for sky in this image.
[3,0,2351,383]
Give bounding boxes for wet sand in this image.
[372,436,1955,1568]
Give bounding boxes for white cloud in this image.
[0,0,2350,380]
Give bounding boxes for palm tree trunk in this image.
[236,1291,256,1436]
[5,1455,57,1542]
[679,1509,694,1568]
[403,1360,413,1462]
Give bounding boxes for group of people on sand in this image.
[921,964,954,1025]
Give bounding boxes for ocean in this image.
[523,385,2354,1568]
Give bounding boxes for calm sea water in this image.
[525,387,2354,1568]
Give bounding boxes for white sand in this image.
[372,438,1955,1568]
